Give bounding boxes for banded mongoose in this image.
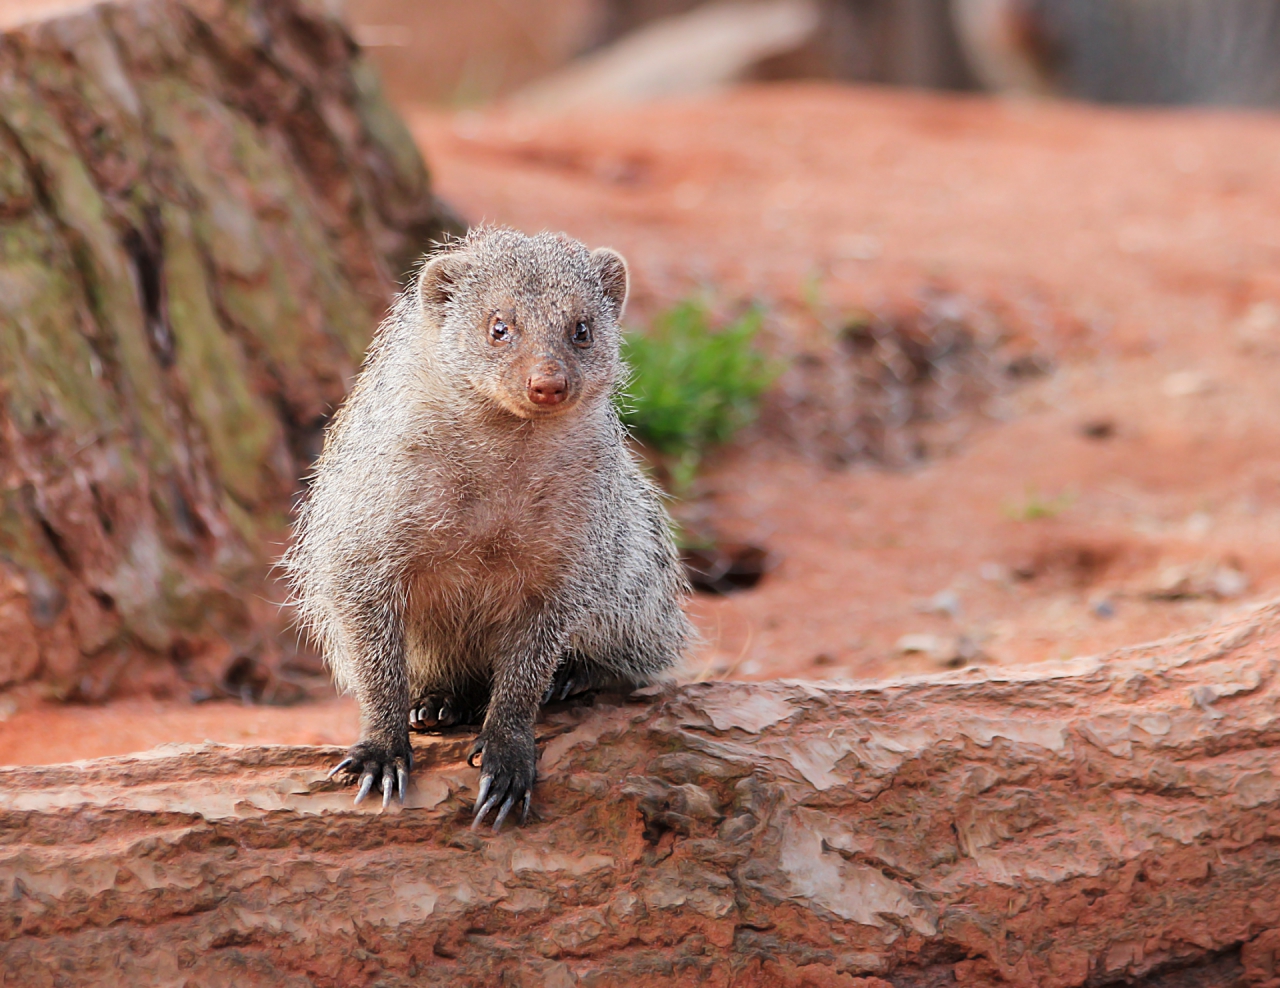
[285,227,692,828]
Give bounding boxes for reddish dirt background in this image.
[6,82,1280,764]
[407,85,1280,681]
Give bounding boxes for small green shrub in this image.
[618,300,777,490]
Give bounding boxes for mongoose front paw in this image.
[328,734,413,810]
[468,729,536,832]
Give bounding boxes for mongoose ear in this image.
[591,248,629,318]
[418,251,471,308]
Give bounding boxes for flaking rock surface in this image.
[3,602,1280,986]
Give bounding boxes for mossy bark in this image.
[0,0,459,699]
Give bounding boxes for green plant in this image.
[618,300,777,491]
[1003,486,1076,521]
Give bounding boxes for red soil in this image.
[408,85,1280,682]
[7,82,1280,764]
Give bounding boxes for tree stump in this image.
[3,602,1279,986]
[0,0,458,701]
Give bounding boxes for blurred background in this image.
[340,0,1280,685]
[3,0,1280,762]
[346,0,1280,108]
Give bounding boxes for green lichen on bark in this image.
[0,73,175,471]
[0,218,114,442]
[143,75,364,419]
[160,201,287,513]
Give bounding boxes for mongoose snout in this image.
[485,307,590,417]
[526,360,568,406]
[285,226,692,829]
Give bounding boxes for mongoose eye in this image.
[571,320,593,347]
[489,318,511,345]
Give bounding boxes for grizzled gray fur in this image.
[284,227,691,827]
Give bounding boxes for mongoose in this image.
[284,226,692,829]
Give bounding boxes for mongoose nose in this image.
[527,368,568,406]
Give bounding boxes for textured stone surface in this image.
[0,0,457,700]
[3,602,1279,986]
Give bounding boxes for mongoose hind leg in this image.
[409,684,488,731]
[541,653,636,705]
[541,655,590,704]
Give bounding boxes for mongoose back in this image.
[284,226,692,827]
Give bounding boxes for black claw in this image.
[467,742,483,768]
[520,790,531,825]
[492,794,518,831]
[381,766,394,810]
[545,660,597,706]
[472,791,502,831]
[328,756,354,780]
[409,702,434,732]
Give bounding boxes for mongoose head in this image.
[416,227,629,420]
